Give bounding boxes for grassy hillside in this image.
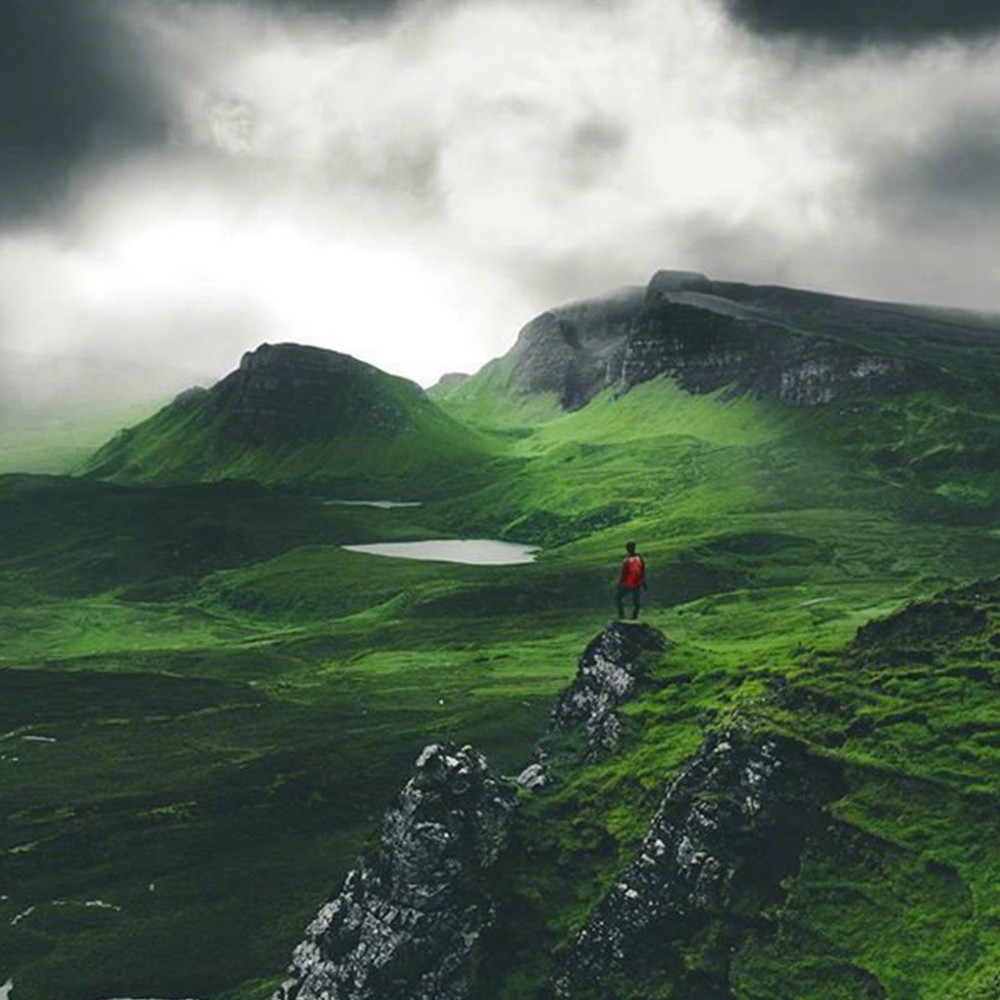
[83,344,495,493]
[5,353,1000,998]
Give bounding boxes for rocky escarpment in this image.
[549,622,669,757]
[506,270,969,410]
[509,286,646,409]
[552,729,844,999]
[274,743,516,1000]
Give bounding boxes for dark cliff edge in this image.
[504,269,998,410]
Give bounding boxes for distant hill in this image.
[432,271,1000,419]
[83,343,492,490]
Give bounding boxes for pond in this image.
[342,539,538,565]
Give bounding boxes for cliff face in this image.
[504,270,965,410]
[275,743,516,1000]
[508,287,646,410]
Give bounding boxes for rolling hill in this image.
[4,272,1000,1000]
[83,342,493,492]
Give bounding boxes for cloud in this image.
[3,0,1000,416]
[0,0,169,223]
[725,0,1000,46]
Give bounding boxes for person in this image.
[617,541,647,620]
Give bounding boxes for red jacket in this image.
[619,554,646,588]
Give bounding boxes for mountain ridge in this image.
[433,269,1000,418]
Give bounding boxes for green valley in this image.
[4,273,1000,999]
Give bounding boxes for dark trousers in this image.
[617,585,641,620]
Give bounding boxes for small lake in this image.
[323,499,422,509]
[342,539,538,565]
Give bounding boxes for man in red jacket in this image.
[617,541,647,620]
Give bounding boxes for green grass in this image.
[5,370,1000,998]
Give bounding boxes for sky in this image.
[2,0,1000,411]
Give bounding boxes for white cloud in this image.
[3,0,1000,413]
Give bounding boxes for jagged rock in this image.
[275,743,517,1000]
[551,622,669,756]
[552,730,844,999]
[515,762,548,791]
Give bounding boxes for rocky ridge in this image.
[506,270,973,410]
[274,743,516,1000]
[552,730,845,998]
[549,622,669,757]
[273,627,848,1000]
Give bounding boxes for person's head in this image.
[625,541,636,555]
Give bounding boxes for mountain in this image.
[82,343,492,490]
[433,270,1000,418]
[9,272,1000,1000]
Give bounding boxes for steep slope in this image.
[83,343,492,490]
[433,270,1000,422]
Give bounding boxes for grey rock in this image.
[515,762,548,791]
[275,743,517,1000]
[551,622,669,757]
[552,730,844,999]
[507,271,957,410]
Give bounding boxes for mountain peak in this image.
[647,269,713,296]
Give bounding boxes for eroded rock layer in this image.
[550,622,669,756]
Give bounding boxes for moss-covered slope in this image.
[83,343,493,491]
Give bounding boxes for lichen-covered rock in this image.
[552,730,843,998]
[274,743,517,1000]
[550,622,669,756]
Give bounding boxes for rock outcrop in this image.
[552,729,844,999]
[550,622,669,757]
[208,343,417,446]
[509,287,646,409]
[505,270,963,410]
[275,743,517,1000]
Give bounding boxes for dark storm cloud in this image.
[0,0,168,223]
[0,0,402,225]
[860,111,1000,235]
[726,0,1000,45]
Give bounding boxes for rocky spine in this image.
[552,730,844,998]
[549,622,669,757]
[274,743,517,1000]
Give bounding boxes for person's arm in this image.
[618,559,627,586]
[640,557,648,589]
